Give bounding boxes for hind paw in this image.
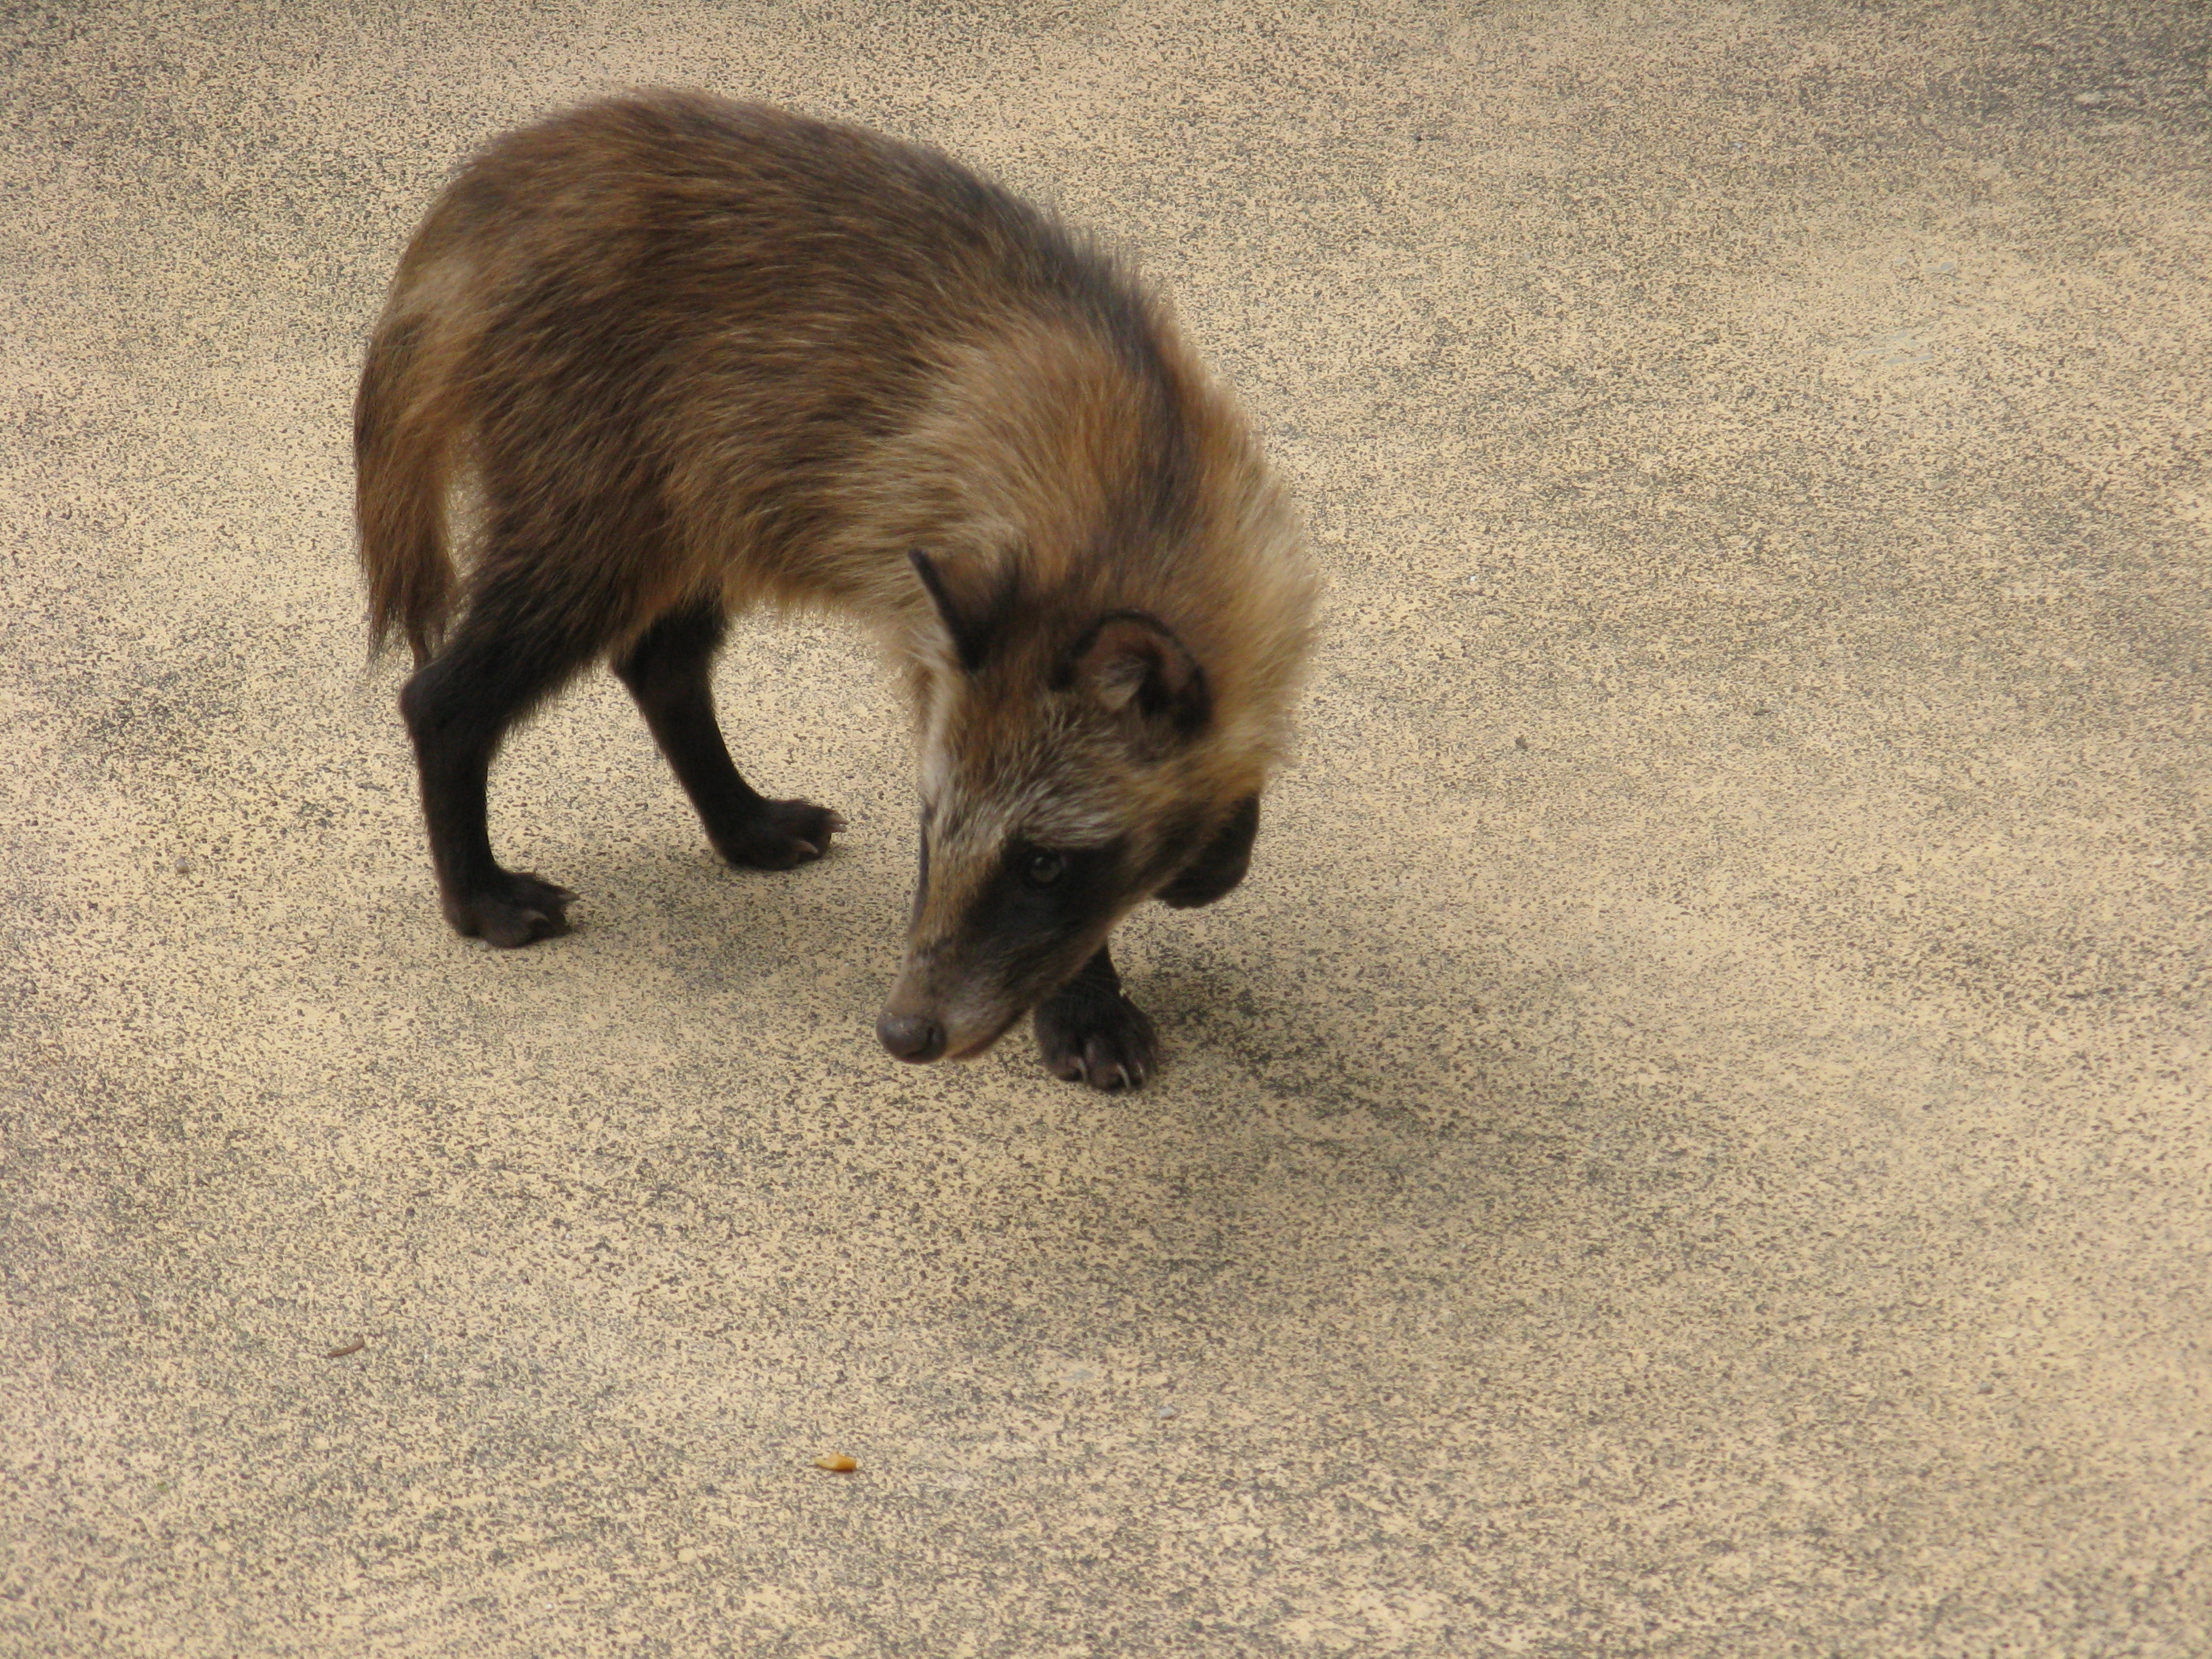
[442,871,576,948]
[712,798,846,871]
[1036,985,1160,1092]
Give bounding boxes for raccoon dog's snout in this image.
[875,1011,946,1064]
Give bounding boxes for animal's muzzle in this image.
[876,1010,946,1064]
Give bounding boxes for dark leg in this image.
[612,601,844,869]
[1034,943,1159,1092]
[398,607,588,949]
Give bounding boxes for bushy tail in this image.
[354,313,458,667]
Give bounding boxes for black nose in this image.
[877,1012,945,1063]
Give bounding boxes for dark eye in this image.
[1020,848,1067,889]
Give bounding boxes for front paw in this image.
[711,798,846,870]
[1035,985,1160,1092]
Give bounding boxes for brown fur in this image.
[354,91,1318,1088]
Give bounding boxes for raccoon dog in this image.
[354,91,1318,1090]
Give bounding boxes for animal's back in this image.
[420,91,1137,364]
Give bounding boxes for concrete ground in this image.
[4,1,2208,1653]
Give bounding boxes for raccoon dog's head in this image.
[876,551,1269,1067]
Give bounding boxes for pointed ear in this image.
[1065,611,1210,747]
[909,550,1012,674]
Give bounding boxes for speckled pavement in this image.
[4,3,2208,1654]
